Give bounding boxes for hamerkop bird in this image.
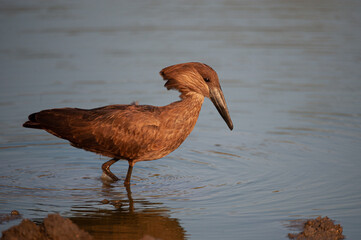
[23,62,233,185]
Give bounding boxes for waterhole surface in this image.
[1,0,361,239]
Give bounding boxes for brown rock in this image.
[288,216,344,240]
[1,214,93,240]
[1,219,46,240]
[10,211,20,216]
[43,214,93,240]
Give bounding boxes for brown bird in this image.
[23,62,233,185]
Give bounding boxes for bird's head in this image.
[160,62,233,130]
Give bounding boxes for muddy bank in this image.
[2,212,345,239]
[1,214,93,240]
[288,216,344,240]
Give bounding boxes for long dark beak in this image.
[209,88,233,130]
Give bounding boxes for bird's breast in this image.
[132,94,204,162]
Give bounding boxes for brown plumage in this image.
[23,62,233,185]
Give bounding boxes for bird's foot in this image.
[101,171,120,181]
[101,158,120,181]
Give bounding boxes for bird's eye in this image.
[204,78,210,82]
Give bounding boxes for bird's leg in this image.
[124,181,134,213]
[101,158,120,181]
[124,161,134,186]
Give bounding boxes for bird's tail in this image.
[23,112,43,129]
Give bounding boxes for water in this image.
[1,0,361,239]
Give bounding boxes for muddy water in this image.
[1,0,361,239]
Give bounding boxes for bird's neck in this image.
[163,92,204,130]
[174,92,204,115]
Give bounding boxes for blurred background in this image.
[1,0,361,239]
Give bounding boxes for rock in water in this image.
[1,214,93,240]
[288,216,344,240]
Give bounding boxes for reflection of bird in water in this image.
[71,184,186,240]
[23,62,233,185]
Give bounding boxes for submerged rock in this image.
[10,211,19,216]
[0,211,21,224]
[288,216,344,240]
[1,214,93,240]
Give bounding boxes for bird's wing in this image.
[31,105,161,160]
[90,105,162,159]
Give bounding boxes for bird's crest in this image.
[160,62,216,98]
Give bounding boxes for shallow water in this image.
[1,0,361,239]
